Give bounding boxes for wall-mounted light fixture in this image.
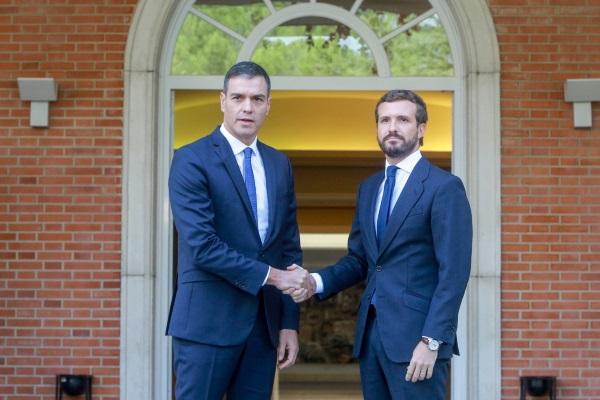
[564,78,600,129]
[17,77,58,128]
[55,374,92,400]
[519,376,556,400]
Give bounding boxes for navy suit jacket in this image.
[318,156,472,363]
[166,128,302,348]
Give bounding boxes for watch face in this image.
[428,340,440,351]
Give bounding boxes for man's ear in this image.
[418,123,427,146]
[418,122,427,138]
[220,91,226,112]
[265,96,271,115]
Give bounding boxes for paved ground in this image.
[279,382,362,399]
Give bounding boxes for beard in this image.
[378,133,419,159]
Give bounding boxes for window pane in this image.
[171,14,242,75]
[384,14,454,76]
[272,1,309,11]
[252,18,377,76]
[357,0,431,37]
[317,0,356,11]
[193,0,271,37]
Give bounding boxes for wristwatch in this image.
[421,336,440,351]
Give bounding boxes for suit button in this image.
[376,265,382,272]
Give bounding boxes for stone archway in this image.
[121,1,501,399]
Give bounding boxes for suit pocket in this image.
[181,269,221,283]
[403,292,430,314]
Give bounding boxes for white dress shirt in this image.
[312,151,423,294]
[220,125,269,244]
[220,125,271,285]
[373,150,422,236]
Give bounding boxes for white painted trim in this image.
[264,0,276,15]
[349,0,364,15]
[166,75,458,91]
[121,1,502,400]
[189,7,247,43]
[437,0,502,398]
[237,3,391,77]
[379,8,436,44]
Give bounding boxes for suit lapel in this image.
[258,142,276,246]
[378,158,430,255]
[210,131,260,235]
[362,174,383,261]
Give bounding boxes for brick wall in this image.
[1,0,600,399]
[0,2,136,399]
[491,0,600,398]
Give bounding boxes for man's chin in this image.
[384,145,407,159]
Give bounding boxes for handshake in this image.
[267,264,316,303]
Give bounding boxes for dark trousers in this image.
[172,304,276,400]
[359,307,449,400]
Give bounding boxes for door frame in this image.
[121,1,501,399]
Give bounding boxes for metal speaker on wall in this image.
[55,374,92,400]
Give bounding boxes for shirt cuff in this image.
[311,272,324,294]
[262,266,270,286]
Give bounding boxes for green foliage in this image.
[358,11,453,76]
[194,3,271,37]
[385,21,453,76]
[171,5,453,77]
[171,15,241,75]
[253,23,376,76]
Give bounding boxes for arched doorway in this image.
[121,1,500,399]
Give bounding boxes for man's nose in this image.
[241,98,253,112]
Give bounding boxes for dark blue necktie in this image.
[376,165,398,245]
[243,147,258,223]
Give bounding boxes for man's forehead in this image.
[226,76,269,94]
[378,100,417,115]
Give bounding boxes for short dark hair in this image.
[223,61,271,94]
[374,90,428,125]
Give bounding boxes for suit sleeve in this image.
[169,147,269,296]
[318,183,369,300]
[280,159,302,330]
[422,176,472,344]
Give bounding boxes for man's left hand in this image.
[405,340,437,382]
[277,329,299,370]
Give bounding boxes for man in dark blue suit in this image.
[290,90,472,399]
[166,62,309,400]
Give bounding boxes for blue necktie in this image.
[243,147,258,223]
[376,166,398,246]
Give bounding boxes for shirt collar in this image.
[220,124,258,155]
[385,150,422,176]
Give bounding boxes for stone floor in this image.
[276,363,362,400]
[279,382,363,399]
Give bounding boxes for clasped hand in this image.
[282,264,316,303]
[267,264,315,303]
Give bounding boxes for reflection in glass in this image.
[384,14,453,76]
[171,15,242,75]
[193,0,271,37]
[252,18,376,76]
